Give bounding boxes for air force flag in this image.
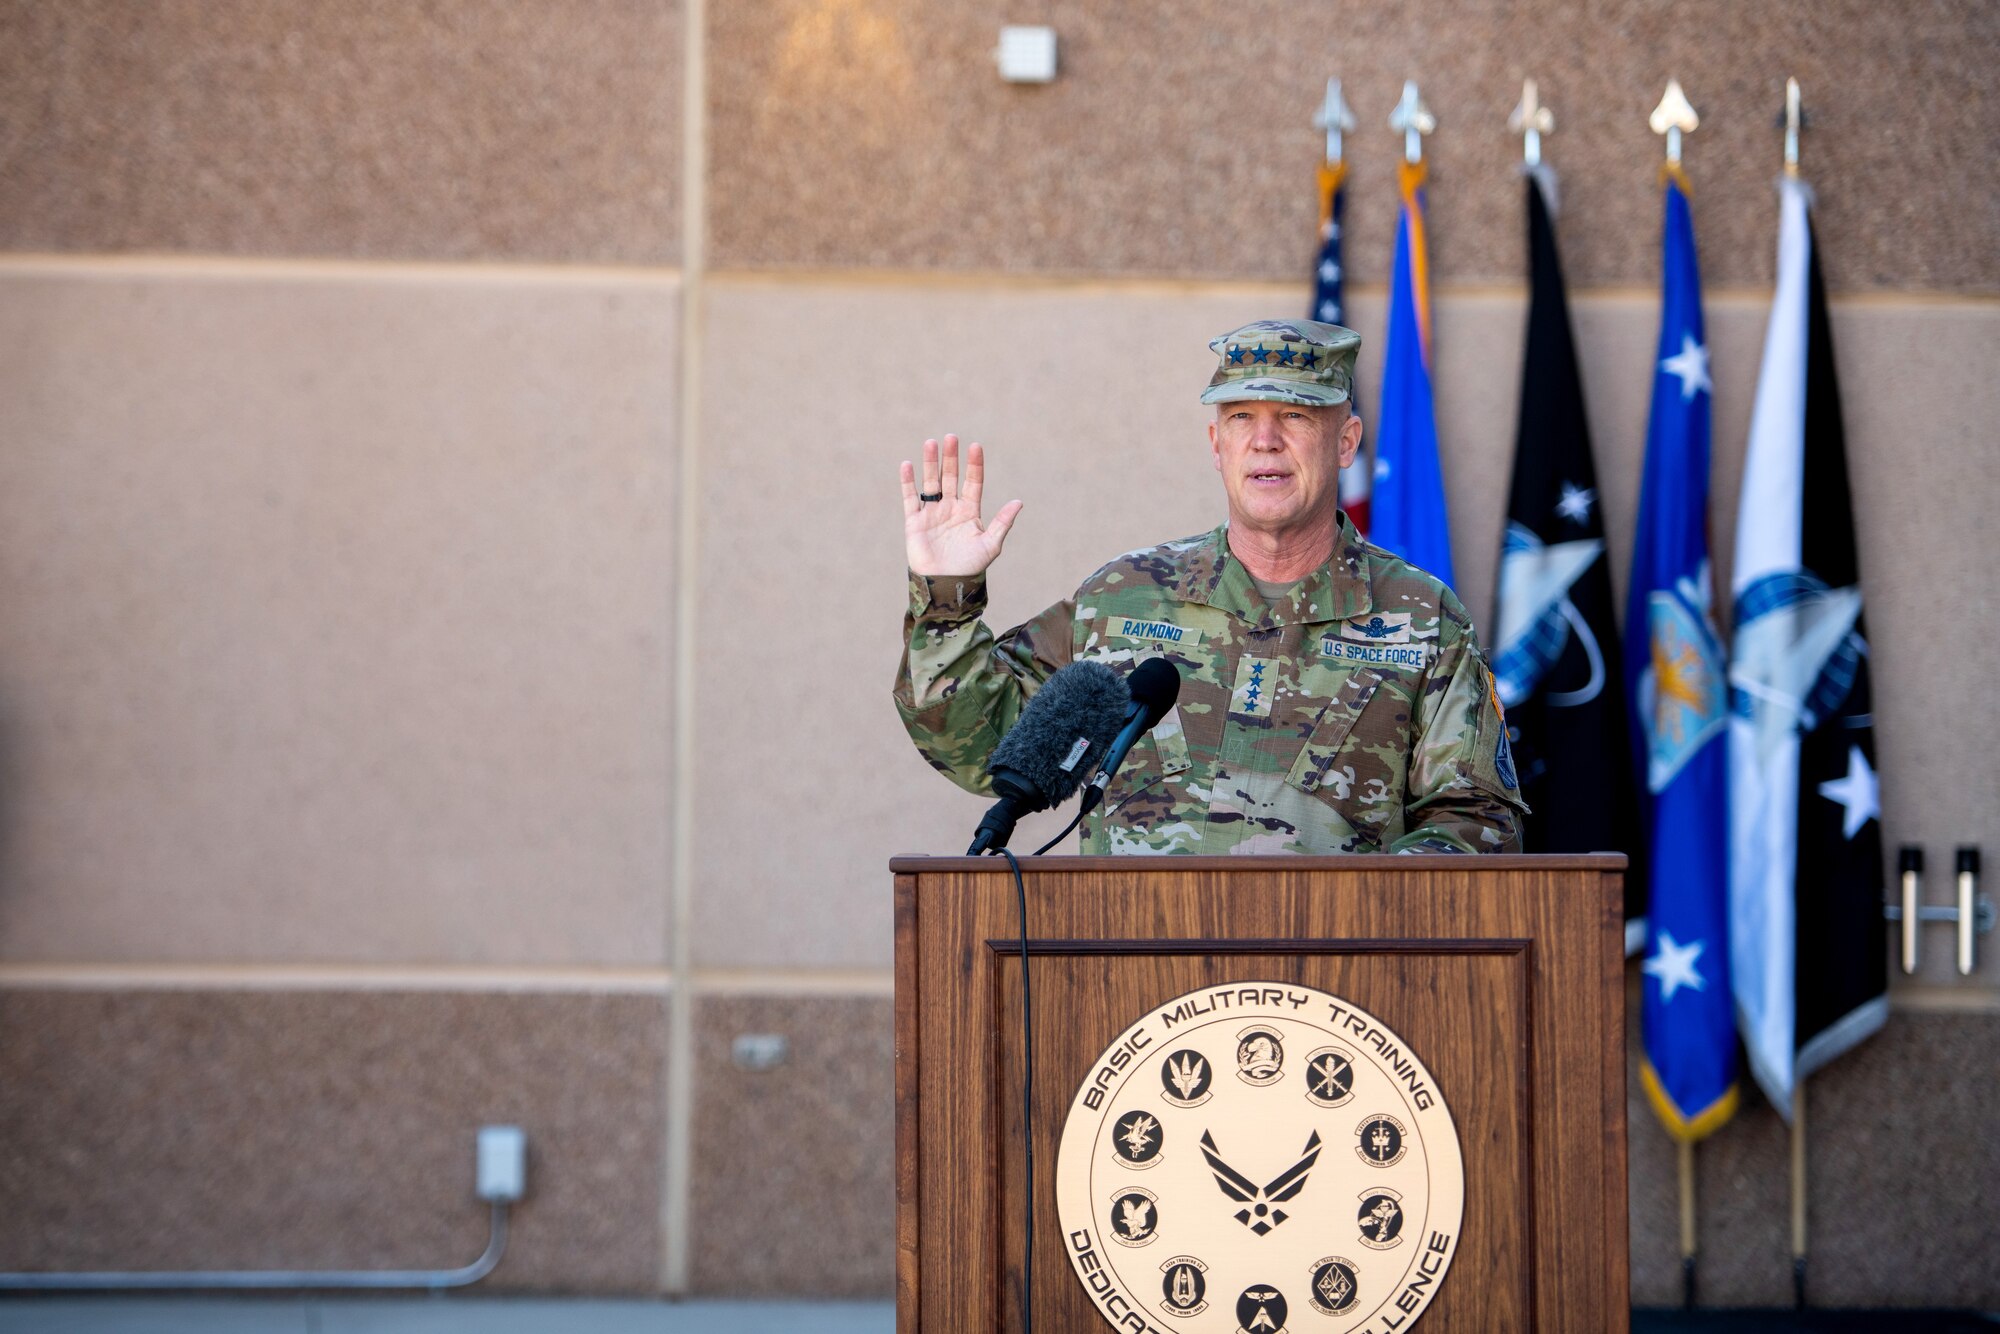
[1370,160,1454,588]
[1627,171,1738,1142]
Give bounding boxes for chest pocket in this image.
[1116,702,1192,795]
[1284,668,1384,796]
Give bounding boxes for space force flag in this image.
[1492,170,1642,933]
[1370,160,1454,587]
[1727,175,1888,1116]
[1626,169,1737,1141]
[1314,159,1371,535]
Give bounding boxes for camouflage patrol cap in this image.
[1201,318,1361,407]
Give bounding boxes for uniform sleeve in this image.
[893,570,1076,796]
[1391,611,1530,854]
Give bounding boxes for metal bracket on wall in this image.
[0,1125,524,1292]
[1887,846,1990,976]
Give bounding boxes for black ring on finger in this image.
[918,491,944,503]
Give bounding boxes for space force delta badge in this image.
[1338,612,1414,642]
[1057,981,1465,1333]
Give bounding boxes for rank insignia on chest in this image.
[1337,612,1414,643]
[1230,657,1277,719]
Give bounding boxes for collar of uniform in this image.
[1183,515,1373,627]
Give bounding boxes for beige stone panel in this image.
[709,0,1999,291]
[690,279,1275,971]
[1624,982,2000,1307]
[1831,302,2000,988]
[688,993,892,1296]
[692,280,1998,972]
[0,265,678,966]
[0,1,680,263]
[0,988,667,1292]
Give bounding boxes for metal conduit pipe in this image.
[0,1125,525,1293]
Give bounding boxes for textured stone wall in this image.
[0,0,1992,1305]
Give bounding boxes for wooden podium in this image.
[892,854,1628,1333]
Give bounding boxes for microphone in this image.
[966,662,1131,856]
[1078,657,1182,816]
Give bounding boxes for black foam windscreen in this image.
[1125,656,1182,729]
[987,661,1132,811]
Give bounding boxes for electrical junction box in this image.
[995,26,1057,83]
[476,1125,527,1202]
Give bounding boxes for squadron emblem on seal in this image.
[1233,1027,1286,1087]
[1161,1049,1215,1108]
[1056,981,1465,1332]
[1304,1046,1357,1108]
[1111,1108,1165,1168]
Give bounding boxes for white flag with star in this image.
[1727,174,1889,1116]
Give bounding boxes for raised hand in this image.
[899,434,1023,578]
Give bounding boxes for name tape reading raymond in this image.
[1111,617,1205,648]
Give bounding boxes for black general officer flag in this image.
[1728,175,1888,1114]
[1490,169,1643,947]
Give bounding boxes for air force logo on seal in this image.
[1199,1129,1322,1236]
[1056,981,1465,1332]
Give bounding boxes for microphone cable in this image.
[997,845,1035,1334]
[1029,806,1085,857]
[1029,767,1167,856]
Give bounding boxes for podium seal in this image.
[1058,981,1464,1332]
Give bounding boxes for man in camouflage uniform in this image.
[894,319,1526,854]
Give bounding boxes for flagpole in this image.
[1778,77,1811,1312]
[1678,1139,1698,1308]
[1790,1083,1808,1307]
